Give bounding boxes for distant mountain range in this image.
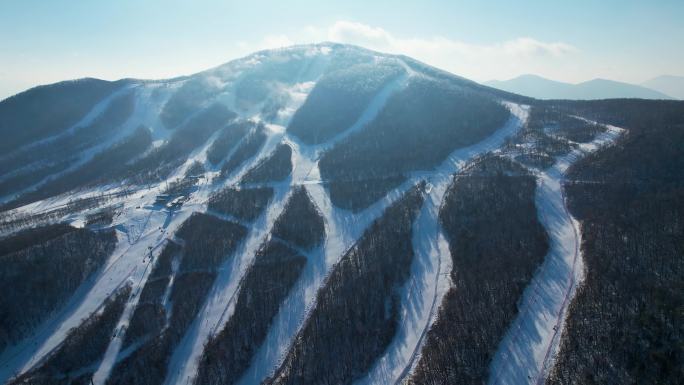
[485,74,681,100]
[641,75,684,100]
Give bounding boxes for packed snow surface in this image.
[356,103,528,385]
[0,44,627,385]
[487,123,624,385]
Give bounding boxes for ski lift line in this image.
[90,236,174,385]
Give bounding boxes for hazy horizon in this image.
[2,0,683,99]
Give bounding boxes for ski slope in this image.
[357,103,528,385]
[232,62,416,385]
[0,192,196,383]
[488,123,625,385]
[163,62,326,385]
[0,44,634,385]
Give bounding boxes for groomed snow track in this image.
[0,45,627,385]
[487,123,624,385]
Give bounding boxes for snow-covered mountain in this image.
[0,43,681,385]
[485,74,674,100]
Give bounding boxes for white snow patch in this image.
[0,199,195,383]
[237,103,528,385]
[357,102,529,385]
[233,67,418,385]
[487,124,624,385]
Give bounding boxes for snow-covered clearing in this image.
[0,46,592,385]
[357,103,529,385]
[235,102,528,385]
[163,66,322,385]
[0,194,196,384]
[232,62,416,385]
[487,124,624,385]
[0,83,177,204]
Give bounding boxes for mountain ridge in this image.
[485,73,675,100]
[0,43,682,385]
[641,74,684,99]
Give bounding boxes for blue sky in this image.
[1,0,683,98]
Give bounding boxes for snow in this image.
[271,81,316,126]
[0,45,622,385]
[162,67,322,385]
[0,47,342,385]
[356,102,529,385]
[317,69,411,152]
[231,62,416,385]
[91,238,172,385]
[487,123,624,385]
[235,102,528,385]
[163,180,292,385]
[0,83,178,204]
[0,102,228,383]
[0,84,135,167]
[0,198,195,383]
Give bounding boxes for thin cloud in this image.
[326,20,577,59]
[502,37,577,57]
[261,34,295,49]
[241,20,580,82]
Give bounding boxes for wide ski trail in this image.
[488,124,624,385]
[357,103,529,385]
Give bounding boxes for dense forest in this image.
[123,240,182,348]
[287,62,404,144]
[410,155,548,385]
[197,240,307,385]
[3,126,152,209]
[547,100,684,385]
[0,78,129,153]
[159,77,223,130]
[196,187,325,385]
[0,92,137,207]
[0,91,135,179]
[124,103,235,184]
[319,77,510,181]
[240,143,293,184]
[267,184,424,385]
[271,187,326,250]
[206,121,254,165]
[326,175,406,212]
[317,76,510,211]
[8,286,131,385]
[107,213,247,385]
[220,124,267,178]
[207,186,274,222]
[0,225,117,353]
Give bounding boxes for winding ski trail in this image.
[233,62,415,385]
[487,123,624,385]
[0,47,618,385]
[356,103,529,385]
